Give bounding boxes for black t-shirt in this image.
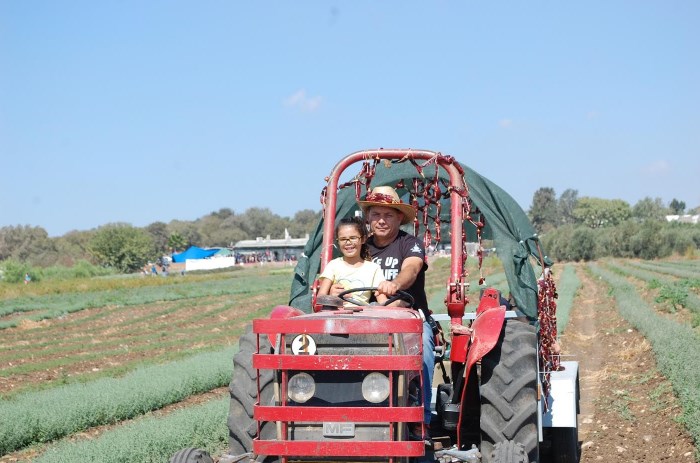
[367,230,429,310]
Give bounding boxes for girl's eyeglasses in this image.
[337,236,361,244]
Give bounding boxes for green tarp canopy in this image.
[289,160,551,321]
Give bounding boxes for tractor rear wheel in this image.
[228,324,278,462]
[480,319,538,463]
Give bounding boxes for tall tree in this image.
[287,209,323,238]
[88,223,155,273]
[558,189,579,225]
[54,230,94,266]
[168,221,201,247]
[0,225,57,265]
[528,187,559,233]
[632,197,667,221]
[573,197,631,228]
[145,221,170,254]
[669,198,686,215]
[168,232,188,253]
[230,207,286,239]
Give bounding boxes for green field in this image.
[1,257,698,462]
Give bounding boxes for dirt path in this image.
[564,264,696,462]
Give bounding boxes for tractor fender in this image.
[465,304,506,378]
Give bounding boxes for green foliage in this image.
[669,198,686,215]
[36,260,115,280]
[557,188,579,226]
[655,284,687,312]
[569,227,598,261]
[541,225,597,262]
[632,197,668,221]
[573,197,632,229]
[0,348,235,455]
[0,259,37,283]
[145,221,170,254]
[630,220,668,260]
[167,231,188,252]
[543,220,700,262]
[0,225,57,266]
[528,187,558,233]
[88,224,155,273]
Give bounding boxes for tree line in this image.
[528,188,700,262]
[2,189,699,279]
[0,207,322,276]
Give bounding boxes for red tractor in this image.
[172,149,579,463]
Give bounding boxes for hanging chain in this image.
[537,265,559,411]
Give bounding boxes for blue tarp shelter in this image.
[172,246,219,263]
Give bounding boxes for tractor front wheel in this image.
[480,319,539,463]
[228,324,278,462]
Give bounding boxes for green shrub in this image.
[0,259,38,283]
[655,284,687,312]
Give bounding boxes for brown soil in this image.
[0,263,697,462]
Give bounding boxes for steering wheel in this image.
[337,287,415,308]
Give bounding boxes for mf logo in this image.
[323,422,355,437]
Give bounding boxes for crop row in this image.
[0,270,291,329]
[35,395,229,463]
[604,260,700,329]
[588,263,700,455]
[553,264,578,334]
[0,348,235,455]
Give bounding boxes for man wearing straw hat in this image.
[358,185,434,445]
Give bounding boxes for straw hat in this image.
[357,186,416,225]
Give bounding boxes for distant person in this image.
[318,217,388,306]
[24,273,31,285]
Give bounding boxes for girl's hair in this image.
[335,216,371,261]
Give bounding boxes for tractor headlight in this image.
[362,372,390,403]
[288,373,315,403]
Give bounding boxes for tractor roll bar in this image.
[321,149,469,323]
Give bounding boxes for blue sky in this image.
[1,2,698,237]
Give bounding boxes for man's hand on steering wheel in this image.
[337,287,415,308]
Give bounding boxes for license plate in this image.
[323,422,355,437]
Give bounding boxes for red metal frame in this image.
[252,316,424,459]
[320,149,469,324]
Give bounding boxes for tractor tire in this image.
[490,440,529,463]
[228,324,278,462]
[169,447,214,463]
[549,426,579,463]
[480,319,539,463]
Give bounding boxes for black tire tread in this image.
[228,324,277,457]
[491,440,529,463]
[170,447,215,463]
[480,320,538,463]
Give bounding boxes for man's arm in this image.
[377,255,424,296]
